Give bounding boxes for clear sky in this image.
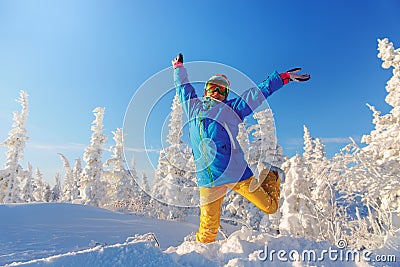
[1,0,400,184]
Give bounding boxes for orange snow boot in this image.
[260,170,281,200]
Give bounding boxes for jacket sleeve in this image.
[174,66,200,117]
[228,71,284,120]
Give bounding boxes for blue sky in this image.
[1,0,400,184]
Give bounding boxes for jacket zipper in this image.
[199,112,214,186]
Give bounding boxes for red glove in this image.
[280,68,310,84]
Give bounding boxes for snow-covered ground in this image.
[0,203,198,265]
[1,203,398,266]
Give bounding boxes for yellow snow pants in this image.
[196,175,280,243]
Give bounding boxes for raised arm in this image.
[228,68,310,119]
[172,53,200,117]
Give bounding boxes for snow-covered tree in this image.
[20,163,34,203]
[79,107,107,207]
[43,182,52,202]
[314,138,326,161]
[302,126,327,168]
[0,90,29,203]
[362,39,400,169]
[360,38,400,225]
[51,173,62,202]
[279,155,320,239]
[166,94,184,146]
[333,37,400,248]
[303,125,315,162]
[309,157,335,241]
[104,128,125,172]
[73,158,82,199]
[302,125,328,194]
[277,39,400,249]
[141,171,151,194]
[248,109,283,168]
[330,141,395,249]
[151,94,197,220]
[222,189,254,229]
[59,153,78,202]
[103,128,141,212]
[278,126,335,241]
[302,125,327,163]
[32,168,45,202]
[137,171,165,218]
[237,118,250,162]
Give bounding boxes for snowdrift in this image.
[1,203,398,266]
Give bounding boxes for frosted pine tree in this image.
[302,126,330,215]
[80,107,107,207]
[332,141,395,248]
[303,125,325,163]
[303,125,315,162]
[127,160,156,215]
[302,125,326,173]
[357,38,400,237]
[248,109,283,168]
[166,94,184,147]
[314,138,326,161]
[279,155,320,239]
[141,171,151,193]
[32,168,45,202]
[128,157,138,186]
[20,163,34,203]
[169,95,196,193]
[103,128,139,212]
[309,140,334,241]
[138,172,163,217]
[104,128,125,172]
[59,153,78,202]
[43,182,52,202]
[362,38,400,170]
[236,118,250,162]
[223,188,266,230]
[152,94,196,220]
[51,173,62,202]
[299,126,335,240]
[182,145,197,200]
[363,38,400,205]
[129,171,152,215]
[0,90,29,203]
[72,158,82,199]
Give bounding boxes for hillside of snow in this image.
[0,203,198,265]
[1,203,398,266]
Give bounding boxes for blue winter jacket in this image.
[174,66,284,187]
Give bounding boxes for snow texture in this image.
[1,203,398,267]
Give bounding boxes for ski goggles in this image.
[205,83,229,96]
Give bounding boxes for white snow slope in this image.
[1,203,398,267]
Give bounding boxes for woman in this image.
[172,53,310,243]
